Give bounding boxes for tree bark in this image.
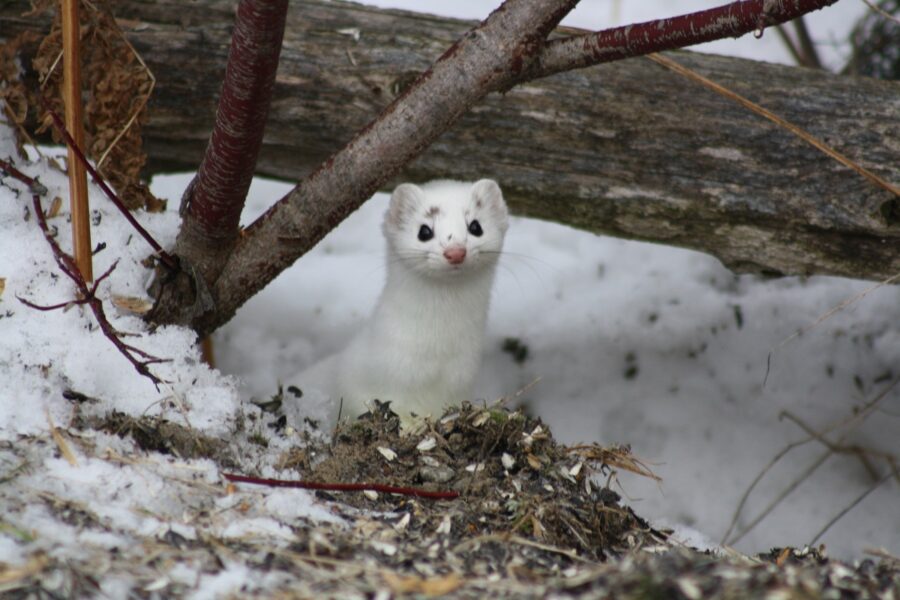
[3,1,898,288]
[153,0,288,326]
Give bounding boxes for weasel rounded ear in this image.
[471,179,503,207]
[386,183,424,231]
[471,179,508,229]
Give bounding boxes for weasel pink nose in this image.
[443,246,467,265]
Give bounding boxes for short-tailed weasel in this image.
[289,179,509,426]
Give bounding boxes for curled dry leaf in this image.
[110,294,153,315]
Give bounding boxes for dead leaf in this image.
[110,294,153,315]
[0,278,5,298]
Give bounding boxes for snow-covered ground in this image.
[211,176,900,560]
[0,1,896,596]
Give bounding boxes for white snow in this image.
[0,1,896,597]
[212,174,899,561]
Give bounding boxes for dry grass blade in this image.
[0,554,48,586]
[383,572,463,596]
[723,377,900,545]
[726,447,832,546]
[567,444,661,482]
[865,547,900,565]
[647,52,900,198]
[46,409,78,467]
[774,272,900,353]
[809,473,892,545]
[860,0,900,25]
[454,533,589,562]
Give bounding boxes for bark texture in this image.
[3,0,899,328]
[155,0,288,325]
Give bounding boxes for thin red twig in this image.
[2,158,171,388]
[0,157,48,196]
[40,100,178,271]
[28,193,169,388]
[17,260,116,311]
[223,472,460,500]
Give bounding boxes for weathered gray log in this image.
[2,0,899,281]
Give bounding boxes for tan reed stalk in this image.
[61,0,93,282]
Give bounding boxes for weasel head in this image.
[383,179,509,280]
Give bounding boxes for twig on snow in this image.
[2,160,169,388]
[27,193,170,388]
[41,101,178,271]
[723,377,900,545]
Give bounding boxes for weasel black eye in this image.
[418,224,434,242]
[468,220,483,237]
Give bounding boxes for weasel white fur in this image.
[290,179,509,425]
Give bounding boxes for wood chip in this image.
[46,196,63,218]
[377,446,397,462]
[416,437,436,452]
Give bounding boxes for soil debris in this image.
[2,402,897,598]
[305,401,656,564]
[76,410,236,467]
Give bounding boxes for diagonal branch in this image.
[159,0,581,334]
[526,0,839,80]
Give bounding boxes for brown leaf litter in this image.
[0,0,163,212]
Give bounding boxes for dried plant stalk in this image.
[60,0,92,281]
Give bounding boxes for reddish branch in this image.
[28,194,169,387]
[158,0,839,336]
[528,0,839,79]
[223,472,460,500]
[175,0,288,282]
[0,158,48,196]
[0,158,169,388]
[42,104,178,271]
